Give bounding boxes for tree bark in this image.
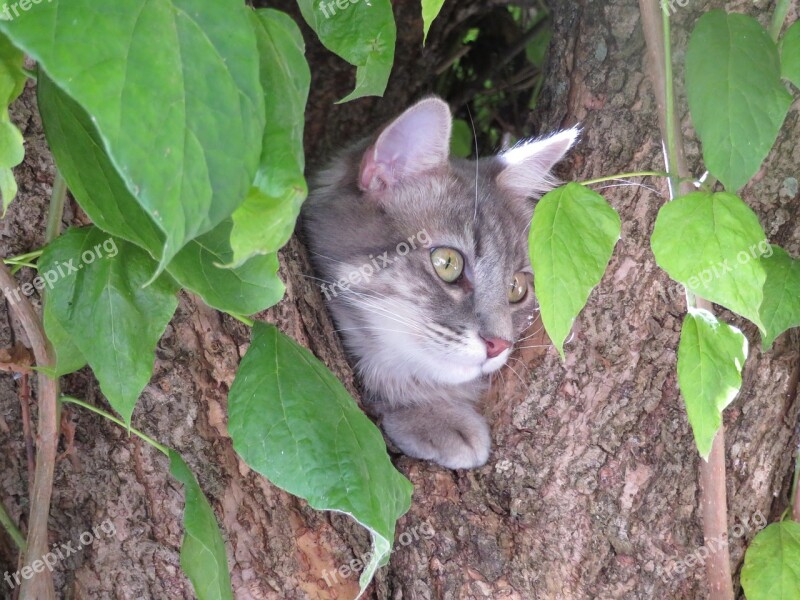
[0,0,798,599]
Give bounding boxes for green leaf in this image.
[677,308,747,459]
[0,33,26,214]
[168,220,285,316]
[651,192,769,332]
[0,119,22,168]
[37,74,164,254]
[529,183,621,358]
[780,21,800,88]
[686,10,791,191]
[38,75,284,316]
[169,451,233,600]
[421,0,445,44]
[297,0,396,101]
[0,34,26,107]
[2,0,265,269]
[228,323,413,594]
[228,9,310,268]
[40,227,178,425]
[741,521,800,600]
[450,118,473,158]
[0,166,17,214]
[758,245,800,348]
[41,307,86,378]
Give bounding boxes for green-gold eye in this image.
[508,272,528,303]
[431,247,464,283]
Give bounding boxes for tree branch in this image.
[0,264,58,599]
[638,1,734,598]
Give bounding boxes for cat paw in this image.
[380,404,491,469]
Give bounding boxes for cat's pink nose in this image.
[482,336,511,359]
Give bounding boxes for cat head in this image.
[304,97,578,395]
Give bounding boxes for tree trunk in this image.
[0,0,797,599]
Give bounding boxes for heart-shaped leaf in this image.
[677,308,747,459]
[529,183,621,358]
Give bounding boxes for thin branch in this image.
[20,371,35,495]
[769,0,790,42]
[0,264,58,600]
[639,1,733,598]
[44,171,67,244]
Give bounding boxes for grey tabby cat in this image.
[303,97,577,469]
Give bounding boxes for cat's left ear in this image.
[496,127,580,198]
[359,97,452,192]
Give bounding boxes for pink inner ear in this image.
[359,144,384,191]
[358,97,452,193]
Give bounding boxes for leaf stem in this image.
[59,396,170,456]
[44,171,67,244]
[769,0,790,42]
[579,171,670,186]
[661,8,682,200]
[227,312,255,327]
[0,499,27,551]
[792,444,800,521]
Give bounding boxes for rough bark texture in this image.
[0,0,798,599]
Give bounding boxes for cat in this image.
[302,96,577,469]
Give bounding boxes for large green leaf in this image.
[168,220,285,316]
[421,0,446,44]
[40,309,86,378]
[529,183,621,358]
[686,11,791,191]
[38,74,164,254]
[0,33,26,214]
[297,0,396,101]
[41,227,178,425]
[758,245,800,348]
[651,192,768,332]
[228,323,413,595]
[780,21,800,88]
[38,76,284,316]
[2,0,265,268]
[741,521,800,600]
[228,9,310,268]
[169,451,233,600]
[677,308,747,459]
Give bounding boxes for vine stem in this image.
[0,263,57,600]
[0,499,26,551]
[45,171,67,244]
[578,171,669,186]
[769,0,790,42]
[60,396,170,456]
[639,1,734,598]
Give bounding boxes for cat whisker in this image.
[335,326,429,340]
[517,323,545,342]
[502,359,529,388]
[338,295,428,334]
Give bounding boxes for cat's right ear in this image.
[359,97,452,193]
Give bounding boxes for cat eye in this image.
[430,247,464,283]
[508,272,528,303]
